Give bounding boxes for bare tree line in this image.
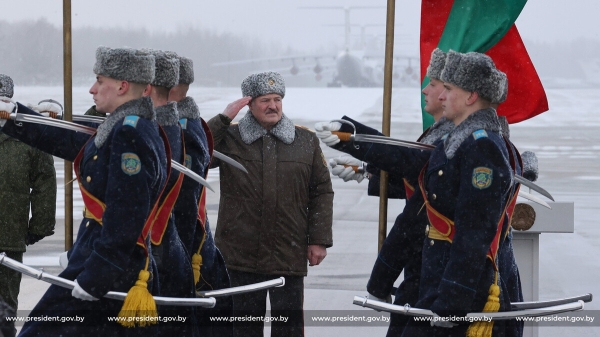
[0,19,290,86]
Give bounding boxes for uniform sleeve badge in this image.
[184,154,192,169]
[121,152,142,175]
[472,167,493,189]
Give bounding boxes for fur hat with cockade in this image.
[0,74,14,98]
[241,71,285,99]
[93,46,155,84]
[440,50,508,104]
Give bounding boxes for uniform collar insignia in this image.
[443,108,501,159]
[155,102,179,126]
[177,96,202,120]
[238,111,295,145]
[94,96,155,148]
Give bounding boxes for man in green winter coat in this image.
[0,74,57,312]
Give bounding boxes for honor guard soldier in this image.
[0,46,168,336]
[314,48,455,336]
[144,49,200,336]
[168,54,233,336]
[399,50,517,337]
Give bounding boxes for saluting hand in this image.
[307,244,327,266]
[222,96,252,120]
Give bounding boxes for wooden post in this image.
[378,0,395,251]
[62,0,73,250]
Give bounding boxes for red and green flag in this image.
[420,0,548,129]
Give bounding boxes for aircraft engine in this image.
[290,64,299,75]
[313,63,323,74]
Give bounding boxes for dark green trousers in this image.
[0,250,23,311]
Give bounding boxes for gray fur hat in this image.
[142,49,180,88]
[0,74,14,98]
[440,50,508,103]
[241,72,285,99]
[178,56,194,85]
[426,48,446,80]
[93,46,155,84]
[521,151,539,182]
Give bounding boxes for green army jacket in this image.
[0,133,56,251]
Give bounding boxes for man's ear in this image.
[142,84,152,97]
[117,80,130,96]
[465,91,479,106]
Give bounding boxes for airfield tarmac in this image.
[13,86,600,336]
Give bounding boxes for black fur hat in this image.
[440,50,508,103]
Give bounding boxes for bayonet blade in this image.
[353,295,585,320]
[172,161,214,192]
[514,175,555,201]
[13,113,214,192]
[48,113,249,174]
[352,134,436,151]
[0,253,216,307]
[518,190,551,209]
[213,150,248,173]
[345,132,555,201]
[197,277,285,298]
[15,113,96,135]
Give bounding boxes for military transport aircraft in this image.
[211,6,419,87]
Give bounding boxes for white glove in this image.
[0,101,15,114]
[29,100,63,118]
[329,156,366,183]
[72,280,98,301]
[430,313,457,328]
[59,251,69,269]
[314,121,342,146]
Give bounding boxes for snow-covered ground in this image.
[12,86,600,336]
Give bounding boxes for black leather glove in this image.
[26,233,45,246]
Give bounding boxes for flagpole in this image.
[378,0,395,251]
[62,0,73,250]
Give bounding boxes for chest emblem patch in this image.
[472,167,493,189]
[185,154,192,169]
[121,152,142,175]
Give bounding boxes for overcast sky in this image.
[4,0,600,53]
